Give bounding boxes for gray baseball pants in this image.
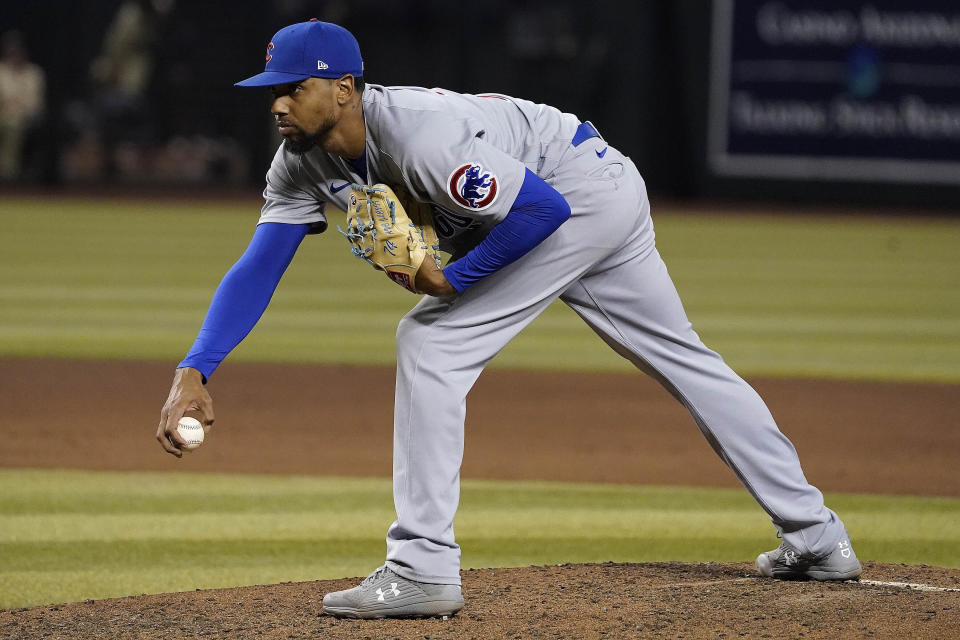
[384,143,847,584]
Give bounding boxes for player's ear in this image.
[336,75,355,102]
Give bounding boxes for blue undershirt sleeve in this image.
[178,222,310,381]
[442,168,571,293]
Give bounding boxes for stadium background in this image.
[7,0,958,205]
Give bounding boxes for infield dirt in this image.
[2,359,958,495]
[1,358,958,638]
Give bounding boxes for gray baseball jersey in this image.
[258,84,851,586]
[259,83,579,256]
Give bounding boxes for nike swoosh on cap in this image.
[330,182,350,193]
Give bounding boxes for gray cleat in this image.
[756,535,862,581]
[322,565,464,619]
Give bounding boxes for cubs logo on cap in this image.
[448,163,498,210]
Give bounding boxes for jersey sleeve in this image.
[392,111,526,223]
[178,222,309,381]
[442,168,570,292]
[258,146,329,233]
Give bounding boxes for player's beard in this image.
[283,131,318,155]
[283,118,337,155]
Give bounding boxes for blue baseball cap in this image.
[235,20,363,87]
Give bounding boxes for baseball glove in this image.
[338,184,442,293]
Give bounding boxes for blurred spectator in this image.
[90,0,167,101]
[0,30,45,180]
[88,0,171,177]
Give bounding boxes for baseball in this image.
[176,416,205,451]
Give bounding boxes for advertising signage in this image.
[708,1,960,184]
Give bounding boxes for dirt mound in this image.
[3,562,958,639]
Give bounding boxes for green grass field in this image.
[1,197,959,608]
[1,198,958,380]
[2,469,957,609]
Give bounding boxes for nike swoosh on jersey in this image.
[596,147,608,159]
[330,182,350,193]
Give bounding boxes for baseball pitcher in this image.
[156,20,862,619]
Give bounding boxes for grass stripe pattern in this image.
[1,199,959,381]
[1,469,957,608]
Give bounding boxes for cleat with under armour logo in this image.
[756,534,862,581]
[322,565,464,619]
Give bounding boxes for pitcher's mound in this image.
[4,562,958,639]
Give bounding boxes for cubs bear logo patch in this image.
[447,163,498,210]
